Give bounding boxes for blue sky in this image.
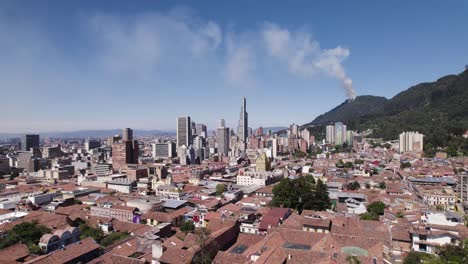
[1,1,467,133]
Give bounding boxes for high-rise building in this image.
[177,116,192,147]
[112,128,139,172]
[326,125,335,144]
[196,124,207,138]
[334,122,347,146]
[21,134,40,151]
[399,132,424,153]
[217,119,230,156]
[85,139,101,151]
[289,124,299,137]
[271,138,278,159]
[237,97,248,142]
[123,128,133,141]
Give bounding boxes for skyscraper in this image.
[112,128,139,172]
[196,124,207,138]
[326,125,335,144]
[177,116,192,147]
[334,122,346,146]
[217,119,230,156]
[237,97,248,142]
[21,134,40,151]
[123,128,133,141]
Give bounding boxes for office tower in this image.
[248,127,253,137]
[326,125,335,144]
[153,142,176,159]
[21,134,40,151]
[193,136,206,162]
[196,124,207,138]
[177,116,192,147]
[85,139,101,151]
[237,97,248,142]
[191,121,197,137]
[334,122,346,146]
[301,129,311,146]
[346,131,354,145]
[108,135,121,146]
[399,131,424,153]
[112,128,139,172]
[271,138,278,159]
[289,124,299,137]
[123,128,133,141]
[217,119,230,156]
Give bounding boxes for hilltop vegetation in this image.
[306,69,468,156]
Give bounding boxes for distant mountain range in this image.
[0,129,176,139]
[304,68,468,154]
[0,126,288,139]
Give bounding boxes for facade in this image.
[85,139,101,151]
[255,153,271,172]
[90,204,138,222]
[237,97,248,143]
[43,145,62,159]
[123,127,133,141]
[177,116,192,148]
[236,170,283,186]
[217,119,230,156]
[326,125,335,144]
[106,178,137,193]
[399,131,424,153]
[111,130,139,173]
[334,122,347,146]
[153,142,176,159]
[21,134,39,151]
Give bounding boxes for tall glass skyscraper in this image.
[237,97,248,142]
[177,116,192,147]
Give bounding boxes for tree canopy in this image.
[271,177,330,212]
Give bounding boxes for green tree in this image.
[367,201,385,216]
[347,181,361,191]
[100,232,129,247]
[303,179,331,211]
[271,177,330,211]
[378,181,386,189]
[0,221,51,253]
[215,184,227,196]
[180,220,195,234]
[360,212,379,221]
[400,162,411,169]
[79,223,104,243]
[403,252,437,264]
[346,256,361,264]
[365,183,371,189]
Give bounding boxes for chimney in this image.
[288,254,292,260]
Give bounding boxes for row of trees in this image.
[270,176,330,212]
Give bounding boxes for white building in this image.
[236,170,283,186]
[399,131,424,153]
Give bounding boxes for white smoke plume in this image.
[262,23,356,100]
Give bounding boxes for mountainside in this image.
[305,68,468,156]
[306,95,388,125]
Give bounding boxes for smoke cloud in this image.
[262,23,356,100]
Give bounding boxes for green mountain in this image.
[306,95,388,126]
[306,68,468,156]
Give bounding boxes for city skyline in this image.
[1,1,468,132]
